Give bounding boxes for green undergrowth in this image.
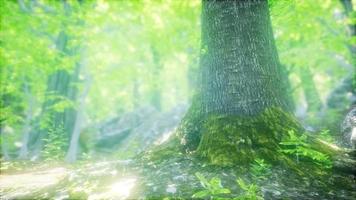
[192,172,263,200]
[279,130,332,168]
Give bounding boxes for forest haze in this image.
[0,0,355,199]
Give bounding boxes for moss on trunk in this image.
[196,107,303,166]
[175,106,354,173]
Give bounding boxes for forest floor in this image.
[0,153,355,200]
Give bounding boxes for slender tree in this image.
[66,62,91,162]
[30,1,81,157]
[31,31,80,156]
[150,46,163,111]
[18,79,35,159]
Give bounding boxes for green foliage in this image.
[235,178,263,200]
[193,173,263,200]
[279,130,332,168]
[0,0,354,199]
[250,159,272,180]
[192,172,231,199]
[317,129,335,143]
[1,0,201,163]
[42,124,68,161]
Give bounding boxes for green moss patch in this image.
[196,107,303,166]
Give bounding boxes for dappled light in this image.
[1,0,355,199]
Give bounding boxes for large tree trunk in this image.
[178,0,295,154]
[174,0,354,169]
[200,0,290,116]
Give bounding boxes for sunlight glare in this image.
[109,178,136,198]
[88,177,136,200]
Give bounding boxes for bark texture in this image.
[149,0,355,173]
[200,0,290,116]
[178,0,292,152]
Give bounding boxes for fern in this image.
[279,130,332,168]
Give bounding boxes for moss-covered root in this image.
[138,135,183,164]
[196,107,303,166]
[176,95,205,151]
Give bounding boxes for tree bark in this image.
[178,0,294,153]
[149,0,356,174]
[200,0,290,116]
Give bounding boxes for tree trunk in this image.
[18,80,35,159]
[178,0,301,159]
[339,0,356,51]
[66,63,91,163]
[31,31,79,157]
[0,127,10,160]
[150,46,162,111]
[155,0,355,173]
[199,0,290,116]
[133,79,141,108]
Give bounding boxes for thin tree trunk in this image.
[0,128,10,160]
[66,63,91,163]
[339,0,356,43]
[133,79,141,108]
[18,80,35,159]
[16,0,80,158]
[150,46,162,111]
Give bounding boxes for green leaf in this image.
[192,190,210,198]
[209,177,222,189]
[195,172,209,188]
[213,188,231,195]
[236,178,249,191]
